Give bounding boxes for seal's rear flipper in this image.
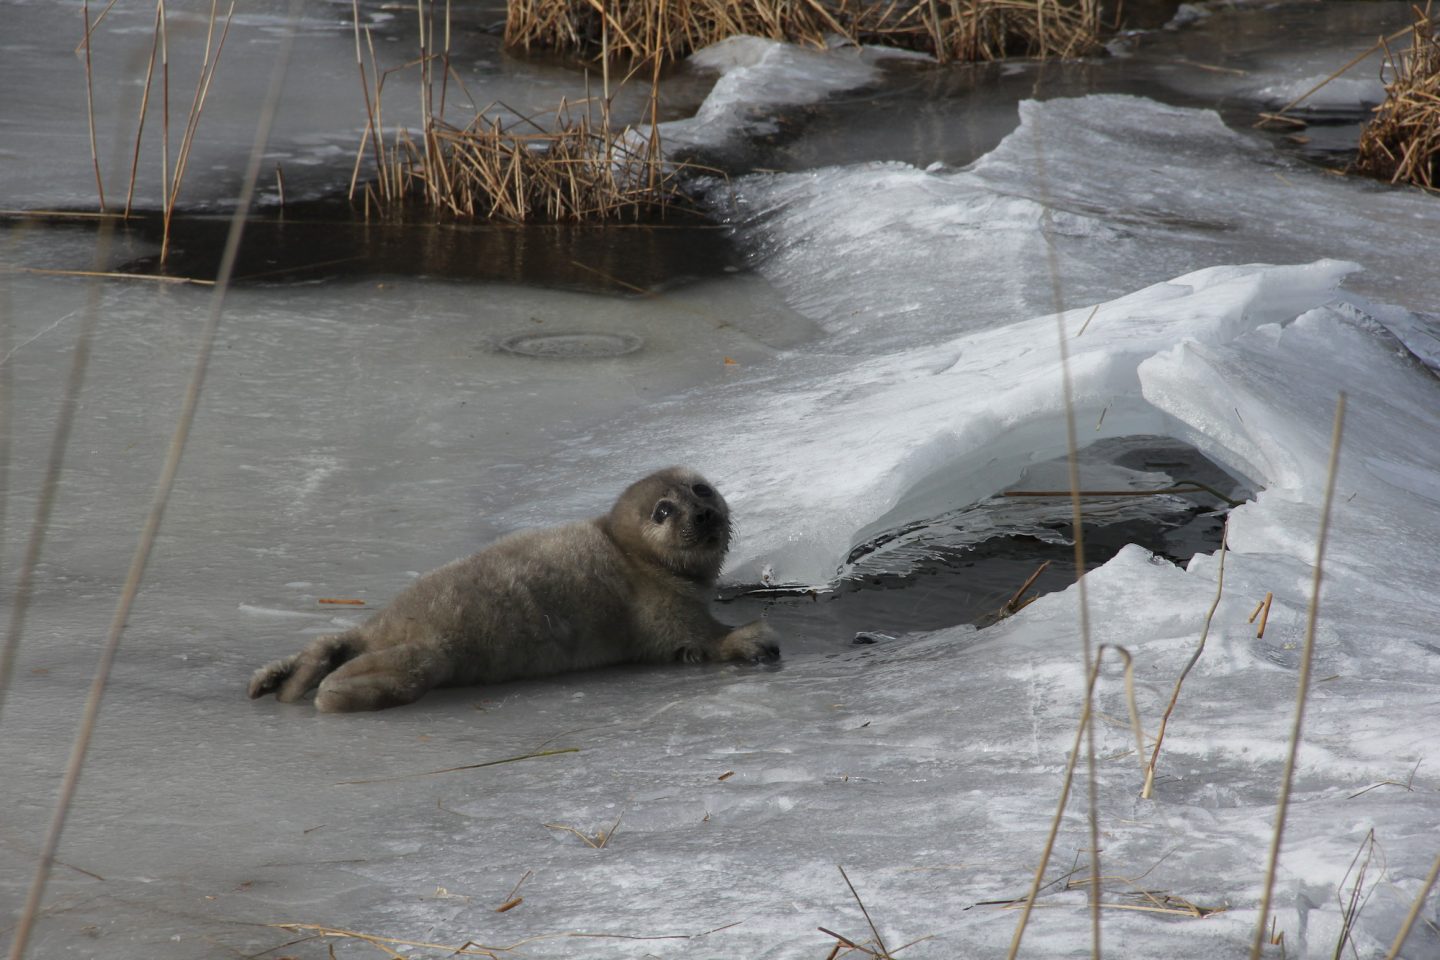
[248,632,361,703]
[247,653,298,699]
[313,646,448,712]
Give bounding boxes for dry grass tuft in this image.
[353,102,699,223]
[504,0,1102,66]
[352,0,707,223]
[1354,4,1440,190]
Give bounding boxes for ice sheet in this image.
[5,14,1440,960]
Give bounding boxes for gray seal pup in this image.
[248,466,779,712]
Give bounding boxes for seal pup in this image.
[248,466,778,712]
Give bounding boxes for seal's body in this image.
[248,467,777,712]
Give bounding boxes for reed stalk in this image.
[1005,645,1145,959]
[1141,519,1228,799]
[3,6,300,957]
[161,0,235,263]
[81,0,106,212]
[124,1,165,217]
[1248,393,1348,960]
[1385,850,1440,960]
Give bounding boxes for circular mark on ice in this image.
[499,332,643,359]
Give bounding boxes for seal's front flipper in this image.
[714,620,780,663]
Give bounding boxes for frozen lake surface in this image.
[3,1,1440,958]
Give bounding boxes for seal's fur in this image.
[247,467,777,712]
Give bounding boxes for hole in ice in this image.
[719,435,1252,648]
[497,331,644,358]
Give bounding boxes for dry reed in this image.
[107,0,238,263]
[1256,16,1426,128]
[819,867,934,959]
[353,0,703,223]
[1354,5,1440,190]
[1004,644,1145,959]
[355,105,695,222]
[1248,393,1348,960]
[3,7,298,957]
[1386,850,1440,959]
[1003,480,1243,506]
[274,919,742,956]
[1140,519,1227,800]
[1332,830,1380,960]
[335,746,579,785]
[495,870,532,912]
[543,810,624,848]
[998,559,1051,619]
[504,0,1100,64]
[81,1,105,212]
[162,1,235,261]
[1254,590,1273,638]
[274,924,507,958]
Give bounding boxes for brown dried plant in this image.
[504,0,1101,66]
[1354,4,1440,190]
[351,0,703,223]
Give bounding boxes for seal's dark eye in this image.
[691,483,714,498]
[652,500,676,523]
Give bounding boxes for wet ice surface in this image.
[5,2,1440,960]
[0,0,707,212]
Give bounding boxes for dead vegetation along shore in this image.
[350,0,709,223]
[504,0,1102,65]
[1354,3,1440,190]
[351,100,703,223]
[357,0,1099,223]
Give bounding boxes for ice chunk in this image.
[1253,74,1387,112]
[698,261,1363,585]
[663,37,927,149]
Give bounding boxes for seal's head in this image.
[604,466,731,583]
